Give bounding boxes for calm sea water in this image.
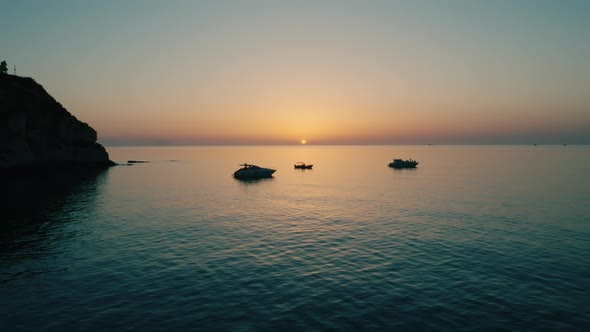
[1,145,589,331]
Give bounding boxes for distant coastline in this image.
[98,136,588,147]
[100,143,587,147]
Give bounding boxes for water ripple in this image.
[2,146,590,331]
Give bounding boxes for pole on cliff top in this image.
[14,65,16,75]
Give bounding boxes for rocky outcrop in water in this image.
[0,74,114,170]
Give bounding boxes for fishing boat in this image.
[294,162,313,169]
[388,158,418,169]
[233,163,276,179]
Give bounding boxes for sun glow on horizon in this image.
[300,139,307,145]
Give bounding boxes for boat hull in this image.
[388,163,417,169]
[233,166,276,179]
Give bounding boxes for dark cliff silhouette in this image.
[0,74,115,171]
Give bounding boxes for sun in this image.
[300,139,307,145]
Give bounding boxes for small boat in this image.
[294,162,313,169]
[233,163,276,179]
[388,158,418,169]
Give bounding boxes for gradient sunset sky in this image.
[2,0,589,145]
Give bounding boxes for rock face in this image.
[0,74,115,169]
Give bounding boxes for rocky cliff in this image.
[0,74,114,169]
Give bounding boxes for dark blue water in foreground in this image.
[2,146,589,331]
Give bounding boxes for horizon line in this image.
[101,143,586,147]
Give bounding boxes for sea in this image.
[1,145,589,331]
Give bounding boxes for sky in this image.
[2,0,589,145]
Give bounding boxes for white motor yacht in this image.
[233,163,276,179]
